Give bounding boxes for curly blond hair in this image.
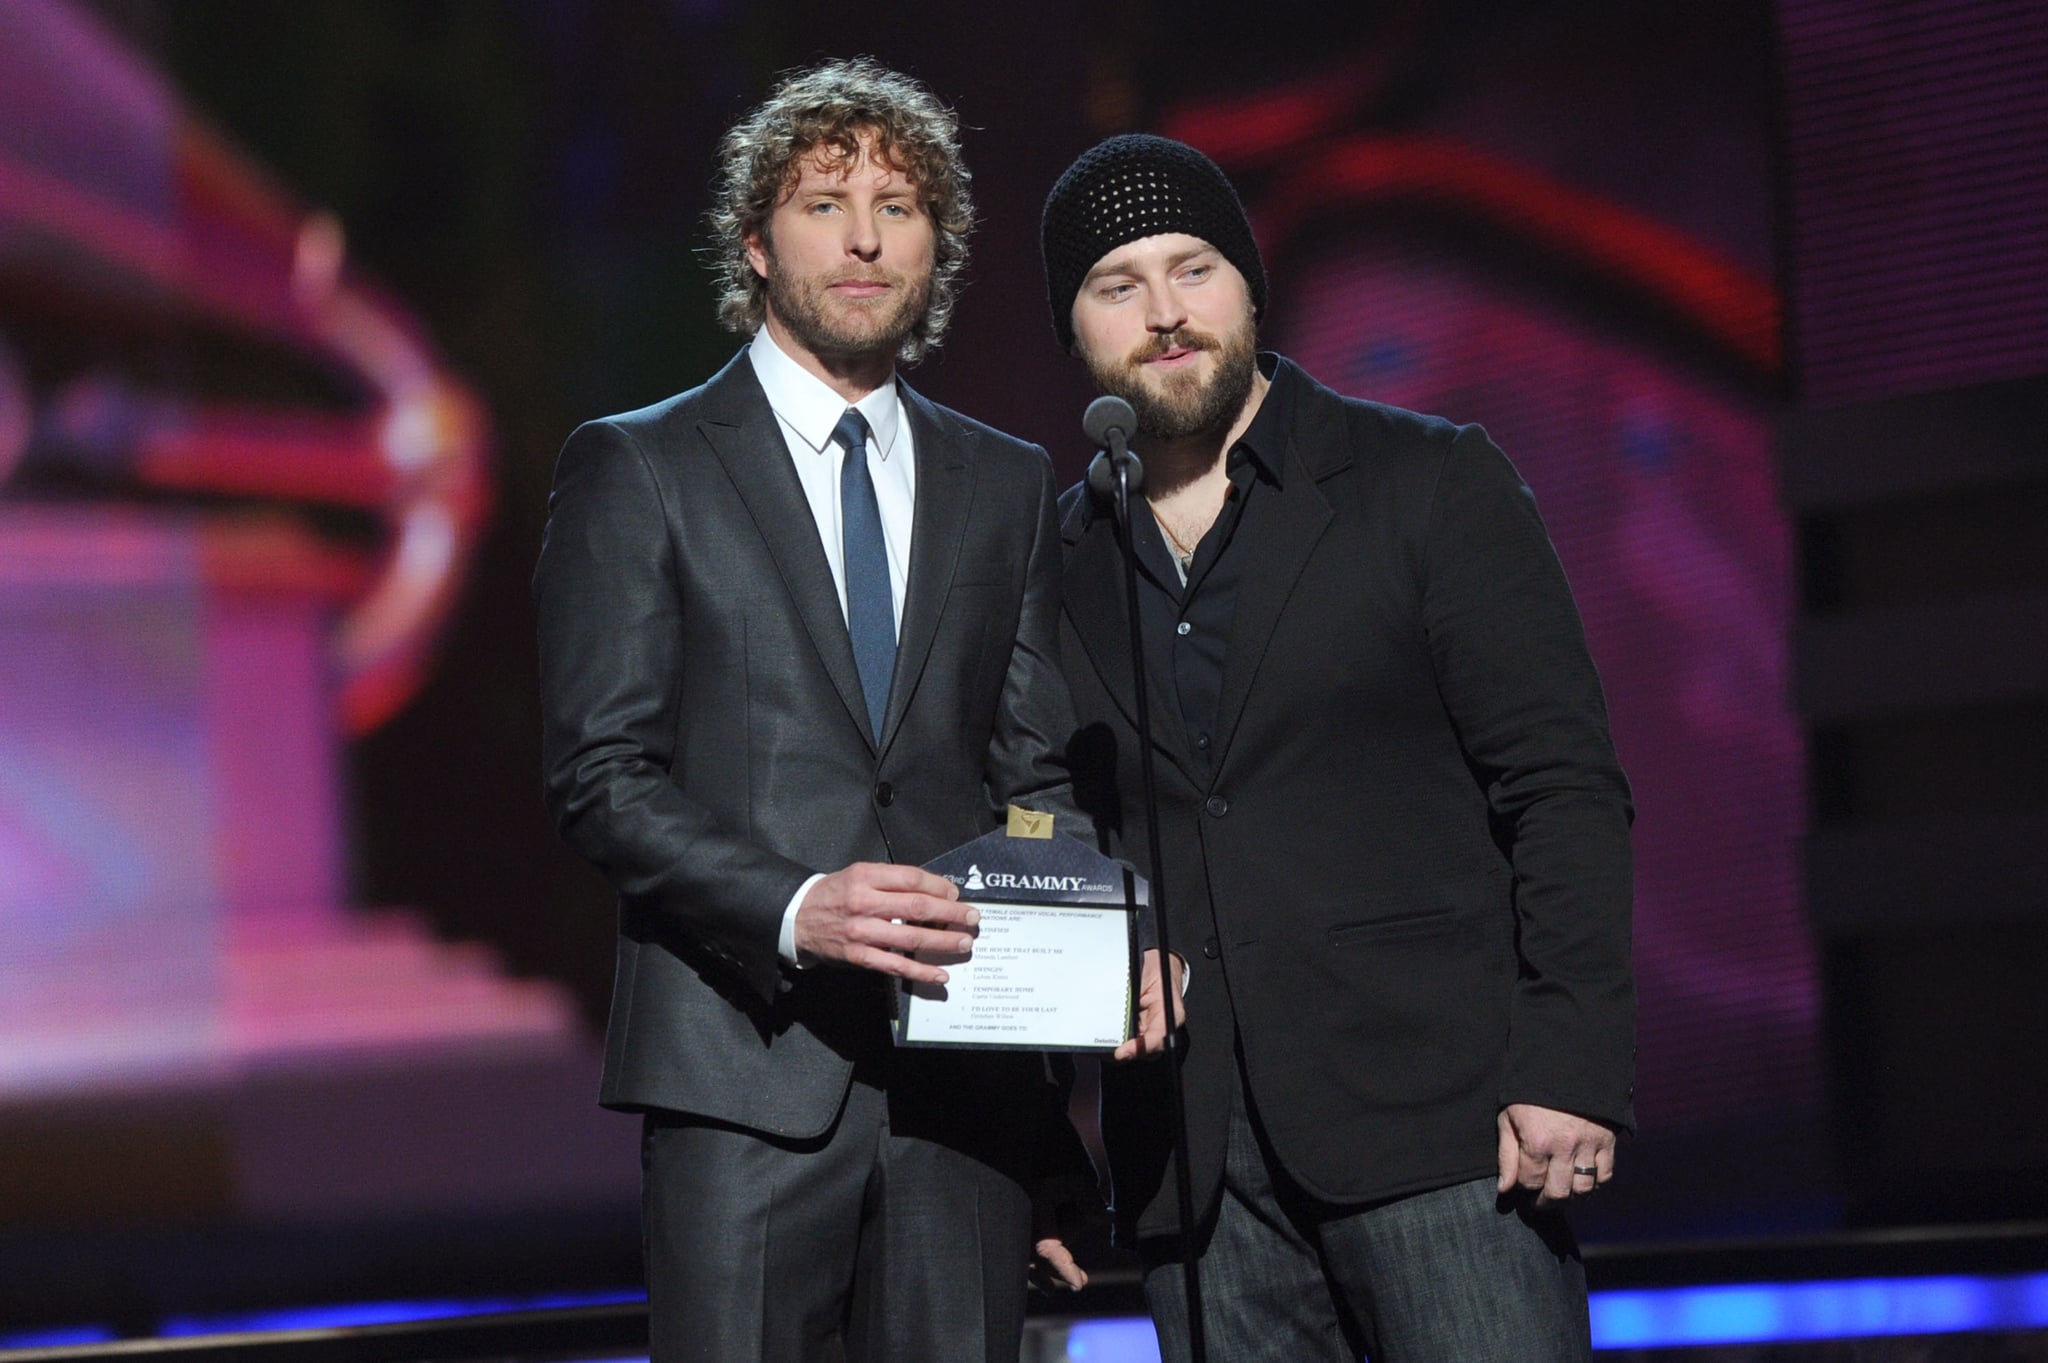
[707,58,974,364]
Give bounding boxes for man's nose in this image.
[846,211,881,260]
[1145,284,1186,333]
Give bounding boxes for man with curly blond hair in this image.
[536,59,1119,1361]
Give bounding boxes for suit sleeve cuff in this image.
[780,873,827,968]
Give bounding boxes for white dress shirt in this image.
[749,327,916,629]
[748,328,917,966]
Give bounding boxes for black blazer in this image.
[1059,359,1634,1236]
[536,351,1080,1139]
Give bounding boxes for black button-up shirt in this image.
[1126,354,1294,779]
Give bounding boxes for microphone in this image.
[1078,394,1202,1360]
[1084,395,1143,500]
[1083,394,1135,451]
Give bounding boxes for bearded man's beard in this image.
[765,258,932,361]
[1086,313,1258,447]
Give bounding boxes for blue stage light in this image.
[1590,1273,2048,1347]
[41,1275,2048,1357]
[1060,1273,2048,1359]
[157,1288,644,1335]
[0,1325,120,1349]
[1064,1317,1163,1361]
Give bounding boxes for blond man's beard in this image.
[765,259,932,361]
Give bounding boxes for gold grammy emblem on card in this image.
[1006,806,1053,839]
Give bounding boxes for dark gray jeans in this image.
[1143,1071,1591,1363]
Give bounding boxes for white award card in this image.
[896,900,1134,1051]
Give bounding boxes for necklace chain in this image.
[1153,468,1231,572]
[1156,501,1219,572]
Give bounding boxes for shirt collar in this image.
[1227,351,1293,487]
[748,328,904,460]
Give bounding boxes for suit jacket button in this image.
[874,781,895,807]
[1204,795,1229,817]
[1202,937,1219,960]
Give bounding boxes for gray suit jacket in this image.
[535,351,1081,1140]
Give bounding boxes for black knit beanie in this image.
[1041,133,1266,352]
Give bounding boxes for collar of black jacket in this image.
[1061,351,1361,542]
[1228,350,1292,489]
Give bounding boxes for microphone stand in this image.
[1088,424,1207,1363]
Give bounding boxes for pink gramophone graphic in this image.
[0,0,582,1106]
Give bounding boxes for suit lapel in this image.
[1061,501,1202,786]
[884,384,973,755]
[695,354,877,748]
[1209,440,1336,777]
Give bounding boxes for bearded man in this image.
[1043,134,1636,1362]
[534,60,1102,1361]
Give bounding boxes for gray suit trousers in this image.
[641,1053,1034,1363]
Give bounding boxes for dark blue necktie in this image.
[835,407,894,739]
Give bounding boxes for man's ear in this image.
[745,227,770,281]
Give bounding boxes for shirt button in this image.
[1196,734,1211,750]
[1176,621,1191,636]
[1205,795,1229,817]
[874,781,895,807]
